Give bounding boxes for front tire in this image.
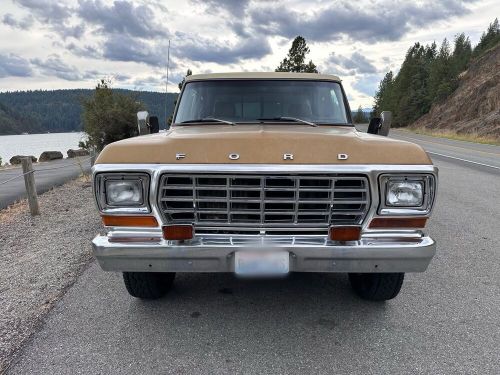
[123,272,175,299]
[348,273,404,301]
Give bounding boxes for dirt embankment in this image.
[410,43,500,139]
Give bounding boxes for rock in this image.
[39,151,63,162]
[67,149,89,158]
[9,155,37,165]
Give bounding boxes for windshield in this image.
[174,80,350,125]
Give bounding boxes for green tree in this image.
[373,71,395,117]
[276,36,318,73]
[428,39,453,102]
[473,18,500,57]
[352,106,367,123]
[81,79,143,151]
[178,69,192,91]
[451,33,472,77]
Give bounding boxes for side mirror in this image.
[149,116,159,134]
[367,111,392,136]
[367,117,381,135]
[137,111,149,135]
[379,111,392,136]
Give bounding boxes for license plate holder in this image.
[235,251,289,276]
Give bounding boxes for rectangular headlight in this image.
[94,173,150,213]
[105,179,143,206]
[379,174,436,215]
[386,180,423,207]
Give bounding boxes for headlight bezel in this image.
[378,174,435,216]
[94,172,151,214]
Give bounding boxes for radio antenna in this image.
[165,39,171,128]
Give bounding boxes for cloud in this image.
[175,35,272,64]
[12,0,84,39]
[31,55,83,81]
[327,52,377,74]
[77,0,167,39]
[2,13,34,30]
[0,53,33,78]
[66,42,101,59]
[352,74,381,96]
[13,0,72,22]
[102,34,171,67]
[190,0,249,17]
[248,0,475,43]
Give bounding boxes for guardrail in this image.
[0,154,94,215]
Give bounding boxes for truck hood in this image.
[95,125,432,165]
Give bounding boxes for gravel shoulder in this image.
[0,177,101,372]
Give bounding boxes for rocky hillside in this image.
[410,43,500,139]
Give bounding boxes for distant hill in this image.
[0,89,177,135]
[0,101,44,135]
[410,43,500,138]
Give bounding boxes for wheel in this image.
[348,273,404,301]
[123,272,175,299]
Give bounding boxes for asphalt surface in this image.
[8,129,500,374]
[0,158,92,209]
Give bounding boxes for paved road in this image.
[357,124,500,171]
[8,130,500,374]
[0,158,91,209]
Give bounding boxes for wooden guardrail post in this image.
[21,157,40,216]
[90,149,96,166]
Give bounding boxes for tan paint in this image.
[96,125,432,165]
[185,72,341,82]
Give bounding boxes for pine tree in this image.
[276,36,318,73]
[352,105,367,123]
[373,71,395,116]
[473,18,500,57]
[82,79,143,151]
[178,69,193,91]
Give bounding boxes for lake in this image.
[0,132,87,164]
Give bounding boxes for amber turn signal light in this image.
[101,215,158,227]
[329,226,362,241]
[163,225,194,240]
[369,217,427,228]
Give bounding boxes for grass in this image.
[400,128,500,146]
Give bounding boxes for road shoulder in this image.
[0,178,101,372]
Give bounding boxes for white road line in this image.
[427,151,500,170]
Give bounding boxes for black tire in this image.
[123,272,175,299]
[348,273,404,301]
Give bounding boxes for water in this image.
[0,132,87,164]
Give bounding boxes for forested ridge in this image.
[373,18,500,128]
[0,89,176,135]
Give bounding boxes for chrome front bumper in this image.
[92,231,436,273]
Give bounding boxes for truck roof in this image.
[185,72,341,82]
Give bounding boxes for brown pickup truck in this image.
[92,72,437,301]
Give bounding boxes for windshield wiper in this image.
[257,117,318,127]
[180,117,235,125]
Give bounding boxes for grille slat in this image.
[158,174,370,228]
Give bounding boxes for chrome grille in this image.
[157,174,370,228]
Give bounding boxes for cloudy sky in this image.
[0,0,498,108]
